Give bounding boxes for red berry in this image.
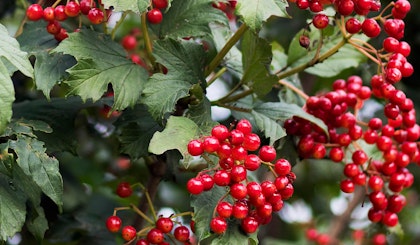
[106,215,122,233]
[340,179,355,193]
[244,154,261,171]
[362,18,381,37]
[174,225,190,242]
[216,201,233,218]
[202,136,220,153]
[88,8,104,24]
[147,228,164,244]
[187,139,203,156]
[187,177,204,195]
[241,216,259,233]
[156,217,173,233]
[312,14,329,29]
[80,0,96,15]
[26,4,44,21]
[274,159,292,175]
[65,1,80,17]
[236,119,252,135]
[213,170,231,186]
[147,9,163,24]
[232,201,249,219]
[243,133,261,151]
[46,21,62,35]
[211,124,230,141]
[368,175,384,191]
[382,211,399,227]
[230,165,247,183]
[345,17,361,33]
[43,7,55,21]
[121,225,137,241]
[153,0,169,9]
[200,174,214,191]
[210,217,227,234]
[136,239,149,245]
[116,182,133,198]
[230,182,247,200]
[371,233,387,245]
[121,35,137,51]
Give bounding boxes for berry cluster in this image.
[26,1,106,41]
[187,119,296,234]
[146,0,169,25]
[212,0,238,21]
[106,214,194,244]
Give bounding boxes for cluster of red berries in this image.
[106,214,194,244]
[212,0,238,21]
[187,119,296,234]
[25,1,106,41]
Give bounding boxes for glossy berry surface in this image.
[147,9,163,24]
[105,216,122,233]
[26,4,44,21]
[116,182,133,197]
[121,225,136,241]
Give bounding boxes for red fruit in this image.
[236,119,253,135]
[229,129,245,145]
[147,228,164,244]
[43,7,55,21]
[312,14,329,29]
[187,177,204,195]
[216,201,233,218]
[213,170,231,186]
[241,216,259,233]
[65,1,80,17]
[46,21,61,35]
[26,4,44,21]
[121,225,137,241]
[231,146,248,161]
[345,17,361,33]
[371,233,387,245]
[387,194,406,213]
[156,217,174,233]
[244,154,261,171]
[202,136,220,153]
[174,226,190,242]
[340,179,355,193]
[211,124,230,141]
[383,37,400,53]
[343,163,360,178]
[136,239,149,245]
[88,8,104,24]
[368,175,384,191]
[80,0,96,15]
[200,174,214,191]
[187,139,203,156]
[121,35,137,51]
[210,217,227,234]
[261,180,277,197]
[230,182,247,200]
[153,0,169,9]
[147,9,163,24]
[362,18,381,37]
[329,147,344,162]
[337,0,354,16]
[382,211,399,227]
[116,182,133,198]
[274,158,292,175]
[54,5,67,21]
[243,133,261,151]
[106,215,122,233]
[232,201,249,219]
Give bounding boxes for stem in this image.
[327,187,366,242]
[276,37,349,80]
[141,12,156,67]
[205,23,248,76]
[207,67,227,86]
[278,79,309,100]
[213,102,252,113]
[216,89,254,104]
[171,211,194,219]
[111,11,129,40]
[130,204,155,225]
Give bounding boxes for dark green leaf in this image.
[251,110,286,145]
[186,97,218,132]
[18,21,58,51]
[101,0,149,14]
[153,0,228,39]
[115,104,162,159]
[142,39,207,120]
[0,63,15,134]
[26,205,48,240]
[236,0,289,31]
[53,29,149,110]
[149,116,202,158]
[241,30,277,97]
[270,41,288,72]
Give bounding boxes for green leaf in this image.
[251,110,286,145]
[101,0,149,14]
[26,205,48,240]
[0,63,15,134]
[18,21,58,51]
[34,52,76,99]
[149,116,201,158]
[191,186,258,244]
[254,102,328,136]
[0,173,27,240]
[53,29,149,110]
[142,39,207,120]
[241,30,277,97]
[153,0,228,39]
[9,135,63,207]
[270,41,288,72]
[287,28,368,77]
[115,104,163,159]
[236,0,289,31]
[0,23,34,78]
[186,97,218,132]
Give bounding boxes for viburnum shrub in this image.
[0,0,419,244]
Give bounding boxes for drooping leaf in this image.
[0,23,33,77]
[0,63,15,135]
[236,0,289,31]
[191,186,258,244]
[287,28,368,78]
[186,97,218,132]
[149,116,202,159]
[101,0,149,14]
[9,135,63,207]
[53,29,149,110]
[241,30,277,97]
[142,39,207,120]
[115,104,162,159]
[152,0,228,39]
[251,110,286,145]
